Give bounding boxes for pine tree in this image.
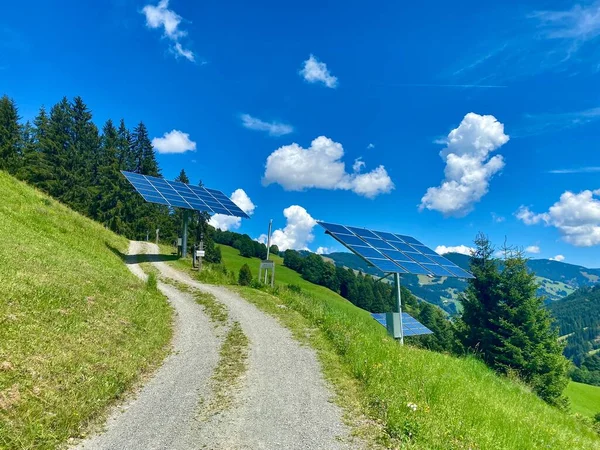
[175,169,189,184]
[131,122,159,176]
[458,234,569,406]
[0,95,22,173]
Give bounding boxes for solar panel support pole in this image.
[182,210,189,258]
[395,272,405,345]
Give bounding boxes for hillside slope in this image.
[174,244,600,449]
[325,251,597,313]
[0,172,172,448]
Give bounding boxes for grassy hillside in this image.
[0,172,172,448]
[173,244,600,449]
[566,382,600,418]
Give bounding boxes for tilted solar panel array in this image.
[317,221,474,278]
[121,171,250,218]
[370,313,434,337]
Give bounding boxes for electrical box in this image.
[385,312,402,339]
[196,250,205,258]
[177,238,182,246]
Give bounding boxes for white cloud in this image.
[525,245,541,254]
[550,255,565,262]
[516,189,600,246]
[316,247,331,255]
[435,245,474,256]
[263,136,394,198]
[352,158,365,172]
[367,143,375,149]
[420,113,509,217]
[209,189,255,231]
[258,205,317,251]
[531,2,600,41]
[549,166,600,174]
[152,129,197,154]
[241,114,293,137]
[299,54,338,88]
[142,0,195,62]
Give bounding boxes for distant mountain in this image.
[323,251,600,315]
[549,284,600,367]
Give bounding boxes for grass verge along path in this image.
[0,172,172,449]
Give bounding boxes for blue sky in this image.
[2,0,600,267]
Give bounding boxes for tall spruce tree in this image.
[458,234,569,406]
[0,95,22,174]
[131,122,159,176]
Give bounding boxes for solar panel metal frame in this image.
[317,221,474,279]
[121,171,250,218]
[370,313,434,336]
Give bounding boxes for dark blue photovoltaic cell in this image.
[445,266,475,279]
[316,222,351,234]
[346,226,379,239]
[121,171,250,218]
[389,241,416,253]
[426,254,455,266]
[395,234,423,245]
[372,230,403,242]
[404,252,435,264]
[411,244,439,256]
[370,313,433,336]
[396,261,432,275]
[362,237,397,250]
[366,258,407,273]
[333,233,370,247]
[348,245,385,259]
[421,264,455,277]
[381,250,413,262]
[315,222,474,279]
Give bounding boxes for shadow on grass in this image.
[105,242,180,264]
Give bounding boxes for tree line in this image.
[0,94,223,262]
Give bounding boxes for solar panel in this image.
[317,221,474,279]
[121,171,250,218]
[370,313,434,336]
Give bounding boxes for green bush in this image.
[238,263,252,286]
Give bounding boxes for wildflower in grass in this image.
[407,402,417,412]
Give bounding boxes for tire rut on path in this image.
[74,241,221,450]
[147,243,355,450]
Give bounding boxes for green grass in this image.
[0,172,172,449]
[201,321,249,419]
[174,243,600,449]
[566,382,600,418]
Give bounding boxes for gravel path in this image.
[74,241,221,450]
[76,242,354,450]
[147,243,354,450]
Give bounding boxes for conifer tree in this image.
[0,95,22,173]
[458,234,569,406]
[238,264,252,286]
[131,122,159,176]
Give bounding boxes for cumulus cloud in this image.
[516,189,600,246]
[420,113,509,217]
[142,0,195,62]
[152,129,197,154]
[209,189,255,231]
[241,114,293,137]
[258,205,317,251]
[263,136,394,198]
[525,245,541,254]
[316,247,331,255]
[491,212,506,223]
[299,54,338,88]
[367,143,375,149]
[435,245,474,256]
[550,255,565,262]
